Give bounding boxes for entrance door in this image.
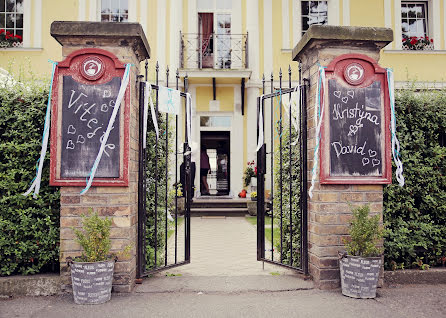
[256,72,308,274]
[137,68,191,278]
[200,131,230,196]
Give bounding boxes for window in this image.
[301,1,328,35]
[400,1,433,50]
[101,0,128,22]
[0,0,23,46]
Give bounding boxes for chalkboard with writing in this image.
[60,76,121,178]
[328,79,382,176]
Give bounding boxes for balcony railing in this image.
[180,32,248,70]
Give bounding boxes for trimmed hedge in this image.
[0,79,60,276]
[384,88,446,270]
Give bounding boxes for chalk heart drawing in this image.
[66,140,75,150]
[77,135,86,144]
[67,125,76,134]
[348,125,358,136]
[333,91,341,98]
[347,90,354,99]
[362,157,370,166]
[372,159,380,167]
[101,103,108,112]
[368,149,377,157]
[342,97,348,104]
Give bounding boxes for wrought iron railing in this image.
[179,32,248,70]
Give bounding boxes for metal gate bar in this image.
[257,66,308,274]
[137,61,191,278]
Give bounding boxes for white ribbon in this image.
[386,69,405,187]
[256,95,265,152]
[80,64,132,195]
[186,92,192,147]
[24,60,58,198]
[281,86,301,146]
[309,65,326,199]
[143,82,159,148]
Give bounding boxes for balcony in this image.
[179,32,250,79]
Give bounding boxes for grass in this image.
[246,216,281,247]
[245,216,272,226]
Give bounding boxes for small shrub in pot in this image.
[339,205,383,299]
[68,212,117,305]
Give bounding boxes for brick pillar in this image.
[51,22,150,293]
[292,26,393,289]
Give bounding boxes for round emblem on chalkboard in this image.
[344,63,365,85]
[81,57,105,81]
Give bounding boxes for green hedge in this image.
[383,88,446,270]
[0,79,60,276]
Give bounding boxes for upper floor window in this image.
[301,1,328,35]
[101,0,128,22]
[401,1,433,50]
[0,0,23,47]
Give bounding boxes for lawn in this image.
[167,216,185,240]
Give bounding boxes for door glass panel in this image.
[200,116,231,127]
[216,14,231,69]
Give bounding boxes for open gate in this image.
[137,62,192,278]
[256,68,309,274]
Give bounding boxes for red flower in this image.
[0,29,4,34]
[430,39,434,43]
[14,34,22,40]
[254,167,257,175]
[410,38,417,45]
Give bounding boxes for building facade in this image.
[1,0,446,197]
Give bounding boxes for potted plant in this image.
[67,212,118,305]
[243,160,257,189]
[0,29,22,48]
[168,184,184,214]
[247,192,257,216]
[339,204,383,299]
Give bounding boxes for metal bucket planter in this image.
[247,200,257,216]
[68,258,115,305]
[339,253,381,299]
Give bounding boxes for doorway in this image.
[200,131,230,195]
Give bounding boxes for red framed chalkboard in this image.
[320,54,392,184]
[50,48,130,187]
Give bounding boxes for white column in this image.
[342,0,350,26]
[263,0,273,76]
[394,0,402,49]
[169,0,182,74]
[292,0,301,46]
[78,0,86,20]
[246,0,259,79]
[232,86,244,194]
[432,0,441,50]
[246,86,259,163]
[444,0,446,50]
[384,0,391,49]
[156,0,167,75]
[128,0,137,22]
[327,0,340,26]
[89,0,97,21]
[139,0,148,34]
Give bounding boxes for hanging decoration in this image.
[159,86,180,115]
[143,82,159,148]
[386,68,405,187]
[80,63,132,195]
[23,60,58,198]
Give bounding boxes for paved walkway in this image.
[158,216,297,277]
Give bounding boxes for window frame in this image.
[300,0,329,36]
[100,0,129,22]
[0,0,24,46]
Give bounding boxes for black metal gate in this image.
[137,62,191,278]
[256,67,308,274]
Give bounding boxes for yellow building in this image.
[1,0,445,196]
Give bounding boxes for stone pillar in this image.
[51,22,150,293]
[292,26,393,289]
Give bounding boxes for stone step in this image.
[190,207,249,217]
[191,198,248,209]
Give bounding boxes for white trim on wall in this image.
[78,0,86,20]
[282,0,290,49]
[432,0,441,50]
[394,0,402,50]
[128,0,137,22]
[23,0,31,47]
[169,0,182,71]
[188,0,197,34]
[384,0,392,50]
[342,0,350,26]
[247,0,260,79]
[89,0,97,21]
[157,0,167,75]
[444,0,446,50]
[292,0,300,45]
[263,0,273,76]
[139,0,147,33]
[33,0,42,48]
[327,0,340,26]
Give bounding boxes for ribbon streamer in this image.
[24,60,58,198]
[386,69,405,187]
[185,93,192,149]
[80,63,132,195]
[281,86,301,145]
[309,65,326,199]
[256,95,265,152]
[143,82,159,148]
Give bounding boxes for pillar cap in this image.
[292,25,393,61]
[51,21,150,62]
